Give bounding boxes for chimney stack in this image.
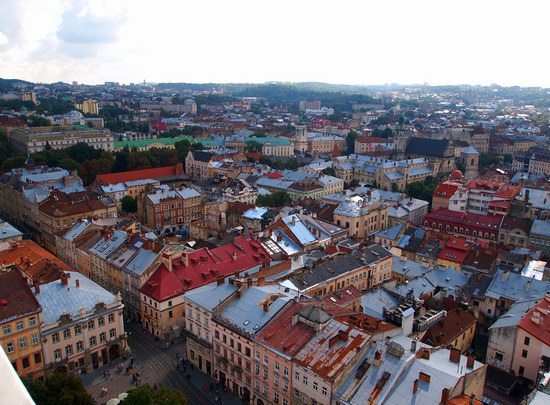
[411,339,417,352]
[466,354,475,369]
[258,276,265,286]
[247,278,253,288]
[441,388,449,405]
[61,273,68,286]
[263,302,269,312]
[34,281,40,295]
[413,379,419,394]
[217,276,224,286]
[182,253,189,267]
[162,252,173,272]
[76,279,80,288]
[449,348,461,364]
[374,350,382,366]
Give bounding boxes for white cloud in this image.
[0,32,8,45]
[0,0,548,87]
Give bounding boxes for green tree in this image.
[347,179,360,189]
[121,195,138,212]
[503,154,513,165]
[345,131,358,155]
[256,191,292,207]
[479,153,500,168]
[123,384,188,405]
[58,158,80,171]
[29,116,52,127]
[23,371,94,405]
[321,167,337,176]
[245,140,263,153]
[1,156,26,171]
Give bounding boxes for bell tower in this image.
[294,123,308,154]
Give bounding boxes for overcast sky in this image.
[0,0,548,87]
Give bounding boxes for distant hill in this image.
[0,78,33,92]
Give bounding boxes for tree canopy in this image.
[256,191,292,207]
[121,195,137,212]
[345,131,358,155]
[245,140,263,153]
[405,176,438,205]
[23,372,94,405]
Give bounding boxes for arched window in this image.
[446,225,450,231]
[485,233,489,239]
[438,224,442,230]
[454,227,458,233]
[471,159,475,165]
[472,230,477,236]
[432,222,436,228]
[465,229,469,235]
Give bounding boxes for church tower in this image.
[393,124,410,155]
[460,147,479,179]
[294,123,308,154]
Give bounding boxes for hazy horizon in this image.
[1,0,549,87]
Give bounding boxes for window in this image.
[255,364,260,375]
[3,325,11,335]
[215,331,220,340]
[313,381,318,391]
[274,375,279,386]
[263,386,269,397]
[263,369,268,380]
[294,389,300,398]
[168,300,173,307]
[283,380,288,392]
[100,332,106,343]
[16,321,23,331]
[76,341,84,352]
[522,349,528,358]
[246,347,251,357]
[495,352,503,361]
[19,337,27,349]
[322,386,327,396]
[255,381,260,391]
[22,357,30,369]
[283,366,289,377]
[524,336,530,346]
[98,317,105,327]
[263,355,269,365]
[65,345,73,357]
[34,352,41,364]
[295,371,300,380]
[283,399,288,405]
[274,392,279,403]
[74,325,82,335]
[519,366,525,376]
[169,310,173,318]
[31,333,38,345]
[6,342,14,353]
[87,320,95,330]
[255,350,260,361]
[29,317,36,326]
[63,329,71,340]
[89,336,97,347]
[302,375,308,385]
[274,361,280,372]
[11,361,17,372]
[54,349,62,360]
[110,329,116,339]
[108,313,115,323]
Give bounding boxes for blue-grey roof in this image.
[101,183,127,193]
[243,207,268,220]
[375,224,404,241]
[531,219,550,236]
[0,221,23,240]
[361,289,399,320]
[388,267,469,299]
[486,270,550,301]
[385,171,405,181]
[90,230,128,259]
[282,214,317,246]
[184,282,238,312]
[255,177,294,190]
[63,220,92,242]
[409,166,433,177]
[146,185,201,204]
[124,248,161,276]
[462,146,479,155]
[518,188,550,210]
[35,272,119,324]
[271,230,301,256]
[489,300,535,330]
[217,285,296,334]
[124,179,159,187]
[392,257,432,278]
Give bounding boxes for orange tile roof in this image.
[96,163,184,185]
[433,182,459,199]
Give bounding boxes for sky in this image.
[0,0,549,87]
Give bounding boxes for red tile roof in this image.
[96,163,184,185]
[494,183,521,199]
[421,309,477,347]
[433,182,459,199]
[0,268,41,323]
[140,236,271,302]
[0,240,72,272]
[256,301,317,356]
[518,296,550,346]
[263,171,283,179]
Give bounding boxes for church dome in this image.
[450,169,463,179]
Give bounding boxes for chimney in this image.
[182,253,189,267]
[76,279,80,288]
[291,216,296,226]
[466,354,475,369]
[247,278,253,288]
[162,252,173,272]
[413,379,419,394]
[258,276,265,286]
[525,280,532,292]
[231,251,237,261]
[419,371,431,384]
[277,234,283,242]
[449,348,461,364]
[228,277,235,285]
[216,276,224,286]
[525,189,530,203]
[411,339,417,352]
[34,281,40,295]
[374,350,382,367]
[502,271,510,282]
[61,273,69,286]
[470,394,476,405]
[441,388,450,405]
[263,302,269,312]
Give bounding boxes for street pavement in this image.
[82,320,242,405]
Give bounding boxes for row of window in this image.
[5,333,40,353]
[294,371,328,395]
[2,317,37,336]
[12,352,42,372]
[50,314,116,344]
[54,329,117,360]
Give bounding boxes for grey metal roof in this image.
[184,281,238,312]
[392,257,432,278]
[35,272,119,325]
[489,300,535,330]
[375,223,404,241]
[531,219,550,236]
[360,289,399,320]
[282,215,317,246]
[243,207,268,220]
[486,270,550,301]
[0,221,23,241]
[62,220,92,242]
[298,305,332,323]
[217,285,296,335]
[90,230,128,260]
